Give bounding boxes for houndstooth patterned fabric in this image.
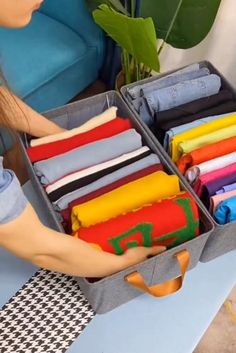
[0,270,95,353]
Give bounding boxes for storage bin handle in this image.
[124,250,190,297]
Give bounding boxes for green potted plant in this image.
[87,0,222,88]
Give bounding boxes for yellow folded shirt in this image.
[171,113,236,162]
[179,124,236,156]
[71,171,180,231]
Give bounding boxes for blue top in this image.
[0,157,28,224]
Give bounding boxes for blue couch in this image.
[0,0,105,112]
[0,0,105,152]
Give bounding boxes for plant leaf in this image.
[86,0,129,15]
[93,4,160,71]
[140,0,222,49]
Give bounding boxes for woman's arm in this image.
[0,203,165,278]
[0,86,65,137]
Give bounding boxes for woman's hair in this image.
[0,67,28,135]
[0,68,13,129]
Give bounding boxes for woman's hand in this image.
[0,203,166,278]
[122,246,166,268]
[0,86,66,136]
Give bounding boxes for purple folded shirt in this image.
[216,182,236,194]
[201,172,236,208]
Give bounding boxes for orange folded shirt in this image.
[177,135,236,175]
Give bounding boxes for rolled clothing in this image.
[30,106,118,147]
[210,189,236,213]
[47,147,153,202]
[126,63,201,100]
[164,113,231,152]
[144,74,221,117]
[74,192,199,254]
[34,129,142,185]
[201,171,236,208]
[53,154,160,210]
[216,182,236,195]
[27,117,132,163]
[177,135,236,174]
[193,162,236,197]
[61,164,163,233]
[71,171,180,231]
[138,67,210,125]
[185,151,236,184]
[179,124,236,159]
[154,94,236,144]
[171,112,236,162]
[214,196,236,225]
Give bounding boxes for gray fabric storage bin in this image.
[121,61,236,263]
[20,91,213,313]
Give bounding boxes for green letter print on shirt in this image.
[109,223,153,255]
[108,198,199,254]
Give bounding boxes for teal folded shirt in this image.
[214,195,236,224]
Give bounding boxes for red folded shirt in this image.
[74,192,199,254]
[61,163,163,233]
[27,118,132,162]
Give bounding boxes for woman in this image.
[0,0,165,278]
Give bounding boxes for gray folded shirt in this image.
[53,153,160,210]
[34,129,142,185]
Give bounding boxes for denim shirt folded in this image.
[144,74,221,118]
[130,66,208,126]
[0,157,28,223]
[127,63,201,100]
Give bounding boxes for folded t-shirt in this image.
[27,117,132,163]
[53,154,160,211]
[214,196,236,225]
[144,73,220,116]
[179,124,236,158]
[154,94,236,144]
[30,106,118,147]
[74,192,199,254]
[61,163,163,233]
[201,171,236,207]
[34,129,142,185]
[47,147,152,202]
[185,151,236,184]
[171,113,236,162]
[210,189,236,213]
[71,171,180,231]
[215,182,236,194]
[177,135,236,174]
[193,162,236,197]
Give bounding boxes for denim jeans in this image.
[145,73,221,116]
[138,67,212,125]
[127,63,201,100]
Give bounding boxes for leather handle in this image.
[124,250,190,297]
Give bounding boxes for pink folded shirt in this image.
[193,162,236,196]
[210,189,236,213]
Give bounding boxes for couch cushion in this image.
[0,12,94,98]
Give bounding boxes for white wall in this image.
[159,0,236,87]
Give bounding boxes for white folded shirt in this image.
[46,146,151,194]
[185,151,236,184]
[30,106,118,147]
